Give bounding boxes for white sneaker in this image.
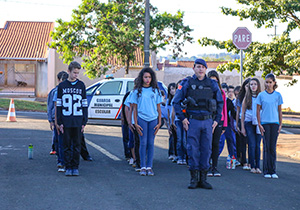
[177,160,183,165]
[58,167,66,172]
[129,158,134,165]
[264,174,272,179]
[271,174,279,179]
[168,155,175,160]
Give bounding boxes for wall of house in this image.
[277,76,300,112]
[35,62,48,97]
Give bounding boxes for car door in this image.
[89,80,124,119]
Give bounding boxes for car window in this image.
[96,81,123,95]
[126,81,134,92]
[86,83,101,95]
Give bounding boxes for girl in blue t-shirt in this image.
[257,73,283,179]
[132,67,162,176]
[241,78,262,174]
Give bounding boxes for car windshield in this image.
[86,83,101,95]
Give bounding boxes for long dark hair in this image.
[208,70,224,95]
[134,67,160,97]
[237,78,251,104]
[265,73,278,90]
[244,78,261,110]
[167,83,176,106]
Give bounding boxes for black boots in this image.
[188,170,198,189]
[198,170,213,189]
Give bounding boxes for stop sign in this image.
[232,27,252,50]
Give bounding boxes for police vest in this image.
[186,77,214,111]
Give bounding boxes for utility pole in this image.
[144,0,150,67]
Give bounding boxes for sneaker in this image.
[182,159,187,165]
[84,156,93,161]
[168,155,175,160]
[213,168,221,177]
[135,167,141,172]
[271,174,279,179]
[172,157,178,163]
[250,168,256,173]
[129,158,134,165]
[72,169,79,176]
[58,167,66,172]
[57,162,63,168]
[140,168,146,176]
[243,164,250,170]
[207,168,214,177]
[50,150,56,155]
[256,168,262,174]
[65,169,72,176]
[264,174,272,179]
[235,160,241,166]
[147,168,155,176]
[177,159,183,165]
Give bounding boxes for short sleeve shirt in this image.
[256,90,283,124]
[131,87,162,122]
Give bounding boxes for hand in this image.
[154,122,161,135]
[212,121,218,133]
[236,125,241,134]
[258,124,265,136]
[135,124,143,136]
[55,123,61,135]
[81,125,85,133]
[182,118,189,131]
[59,124,64,134]
[50,122,54,131]
[278,124,282,134]
[221,129,225,135]
[129,123,135,132]
[241,127,247,137]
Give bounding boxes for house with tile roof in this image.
[0,21,56,97]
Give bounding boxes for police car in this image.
[86,75,167,119]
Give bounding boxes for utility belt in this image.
[189,114,212,121]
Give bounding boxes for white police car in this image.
[86,75,167,119]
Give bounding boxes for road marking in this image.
[281,129,294,134]
[85,139,121,161]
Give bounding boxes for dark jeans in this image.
[169,125,178,157]
[245,122,262,169]
[132,126,140,168]
[211,121,223,168]
[262,124,279,175]
[219,126,236,157]
[80,134,91,160]
[63,127,82,170]
[175,120,187,161]
[53,127,64,165]
[238,120,248,164]
[122,124,131,158]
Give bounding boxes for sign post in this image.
[232,27,252,85]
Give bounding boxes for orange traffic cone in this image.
[6,98,17,122]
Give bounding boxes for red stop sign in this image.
[232,27,252,50]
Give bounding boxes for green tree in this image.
[50,0,192,78]
[198,0,300,81]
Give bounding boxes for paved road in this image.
[0,111,300,210]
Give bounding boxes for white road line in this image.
[281,129,294,134]
[85,139,121,161]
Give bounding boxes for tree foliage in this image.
[198,0,300,81]
[50,0,192,78]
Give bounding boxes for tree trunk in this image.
[125,58,130,74]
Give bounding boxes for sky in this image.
[0,0,299,57]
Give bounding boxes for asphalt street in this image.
[0,110,300,210]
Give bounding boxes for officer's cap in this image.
[194,58,207,69]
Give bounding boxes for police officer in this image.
[173,58,223,189]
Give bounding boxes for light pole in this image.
[144,0,150,67]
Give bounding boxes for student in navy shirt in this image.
[257,73,283,179]
[131,67,162,176]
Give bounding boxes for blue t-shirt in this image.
[124,91,135,124]
[256,90,283,124]
[131,87,162,122]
